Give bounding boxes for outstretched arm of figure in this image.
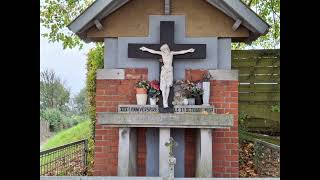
[140,46,162,55]
[172,48,195,55]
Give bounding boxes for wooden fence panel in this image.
[232,49,280,133]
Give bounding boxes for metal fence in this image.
[40,139,88,176]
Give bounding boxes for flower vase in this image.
[195,96,203,105]
[150,97,157,105]
[188,98,195,105]
[136,88,147,105]
[183,98,189,105]
[202,81,210,105]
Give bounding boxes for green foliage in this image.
[233,0,280,49]
[135,80,150,89]
[41,108,65,131]
[85,43,104,173]
[73,87,89,115]
[41,107,86,132]
[40,0,94,49]
[42,120,91,150]
[271,104,280,112]
[239,111,249,131]
[40,69,70,112]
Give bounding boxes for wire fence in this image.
[40,139,88,176]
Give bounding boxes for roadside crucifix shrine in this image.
[68,0,269,178]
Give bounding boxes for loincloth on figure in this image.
[160,65,173,90]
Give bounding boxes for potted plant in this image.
[202,72,212,105]
[180,80,195,105]
[190,82,204,105]
[148,80,161,105]
[135,80,150,105]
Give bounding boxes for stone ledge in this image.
[208,69,238,80]
[97,69,125,80]
[97,113,233,128]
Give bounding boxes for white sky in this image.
[40,26,95,96]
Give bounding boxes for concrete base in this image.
[196,129,213,178]
[159,128,170,177]
[118,128,137,176]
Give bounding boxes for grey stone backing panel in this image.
[171,128,185,177]
[41,176,280,180]
[97,113,234,128]
[217,38,231,69]
[104,38,118,68]
[146,128,159,176]
[104,15,232,80]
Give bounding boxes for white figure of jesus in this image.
[140,44,195,108]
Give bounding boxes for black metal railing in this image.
[40,139,88,176]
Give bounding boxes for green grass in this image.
[239,129,280,146]
[41,120,91,151]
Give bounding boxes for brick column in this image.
[185,69,239,177]
[93,68,148,176]
[211,80,239,177]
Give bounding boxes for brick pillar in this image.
[185,69,239,177]
[93,68,148,176]
[211,80,239,177]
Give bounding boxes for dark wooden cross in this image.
[128,21,206,112]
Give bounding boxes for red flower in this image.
[150,80,160,90]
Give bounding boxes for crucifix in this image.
[128,21,206,112]
[165,137,178,180]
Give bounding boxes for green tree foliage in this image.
[85,43,104,174]
[41,0,279,50]
[72,87,89,115]
[233,0,280,49]
[41,108,65,131]
[40,69,70,112]
[40,0,94,49]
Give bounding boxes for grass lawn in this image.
[41,120,91,151]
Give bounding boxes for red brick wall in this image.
[137,128,147,176]
[185,128,197,177]
[185,69,239,177]
[94,68,148,176]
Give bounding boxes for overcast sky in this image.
[40,26,95,96]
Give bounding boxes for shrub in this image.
[41,108,64,131]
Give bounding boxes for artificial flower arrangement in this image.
[148,80,161,105]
